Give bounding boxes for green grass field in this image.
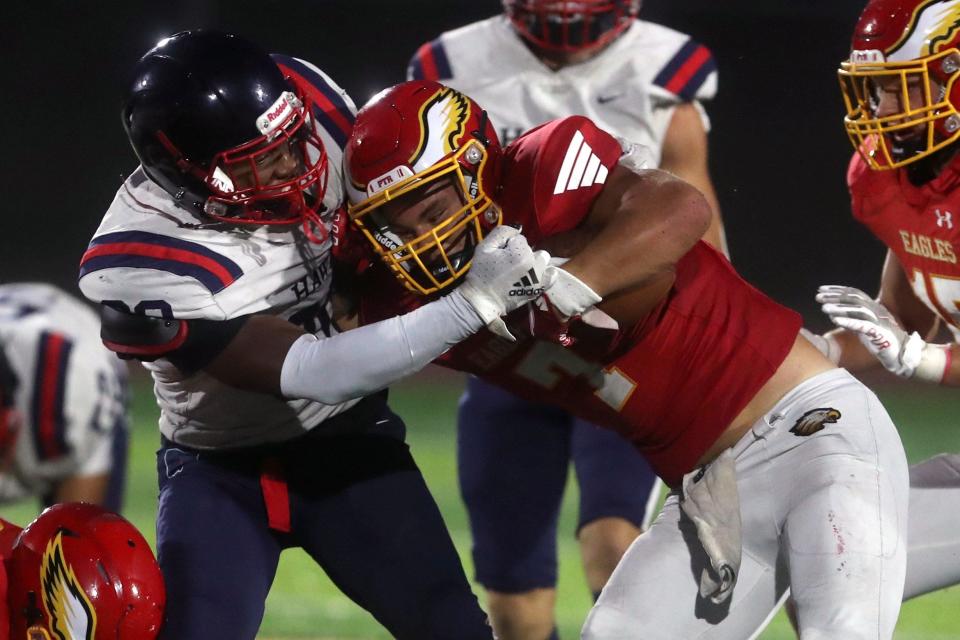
[5,369,960,639]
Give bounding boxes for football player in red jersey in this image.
[0,503,165,640]
[337,80,910,638]
[812,0,960,604]
[406,5,725,635]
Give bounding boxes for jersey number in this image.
[514,341,637,412]
[910,269,960,328]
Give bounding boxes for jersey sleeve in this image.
[20,333,122,478]
[502,116,624,241]
[78,230,237,321]
[650,36,717,104]
[62,341,128,478]
[407,37,454,81]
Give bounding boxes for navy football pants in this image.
[458,376,660,592]
[156,399,491,639]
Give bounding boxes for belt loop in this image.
[260,457,291,533]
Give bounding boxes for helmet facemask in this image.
[505,0,638,53]
[349,141,501,295]
[157,91,330,240]
[840,49,960,168]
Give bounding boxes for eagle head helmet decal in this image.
[41,532,97,640]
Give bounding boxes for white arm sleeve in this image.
[280,289,484,404]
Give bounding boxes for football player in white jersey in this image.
[408,2,723,637]
[0,283,129,512]
[79,30,550,640]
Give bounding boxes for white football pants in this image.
[582,369,909,640]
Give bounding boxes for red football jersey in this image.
[848,151,960,338]
[357,116,801,485]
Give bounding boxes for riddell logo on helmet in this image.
[256,92,301,136]
[266,103,286,122]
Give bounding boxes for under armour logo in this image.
[935,208,954,229]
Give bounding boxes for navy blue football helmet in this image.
[122,30,329,234]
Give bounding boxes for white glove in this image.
[816,285,948,381]
[539,258,602,321]
[680,449,742,605]
[458,226,550,341]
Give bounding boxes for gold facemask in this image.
[348,142,501,295]
[839,48,960,169]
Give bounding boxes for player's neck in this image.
[905,143,960,187]
[520,38,609,71]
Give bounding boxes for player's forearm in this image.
[563,180,710,297]
[826,328,885,373]
[280,290,483,404]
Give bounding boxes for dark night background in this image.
[2,1,876,328]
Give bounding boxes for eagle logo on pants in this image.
[790,408,841,437]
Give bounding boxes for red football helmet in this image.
[345,81,502,295]
[503,0,640,52]
[839,0,960,168]
[7,503,165,640]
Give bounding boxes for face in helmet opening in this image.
[840,49,960,168]
[201,93,329,227]
[365,174,490,294]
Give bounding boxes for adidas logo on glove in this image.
[509,268,545,297]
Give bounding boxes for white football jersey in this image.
[0,283,128,503]
[79,58,368,450]
[407,16,717,161]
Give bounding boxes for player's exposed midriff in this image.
[695,331,838,468]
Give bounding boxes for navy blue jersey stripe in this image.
[430,39,453,80]
[86,231,243,279]
[310,108,348,149]
[408,54,425,80]
[653,39,701,90]
[676,55,717,101]
[80,254,228,293]
[271,54,354,147]
[31,331,73,460]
